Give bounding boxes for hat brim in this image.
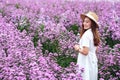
[80,14,99,28]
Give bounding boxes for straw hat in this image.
[80,11,99,28]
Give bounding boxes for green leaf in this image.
[67,24,79,35]
[42,39,60,54]
[40,24,44,32]
[56,55,77,68]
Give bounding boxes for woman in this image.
[74,11,100,80]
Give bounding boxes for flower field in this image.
[0,0,120,80]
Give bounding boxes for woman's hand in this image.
[74,44,80,51]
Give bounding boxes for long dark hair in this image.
[80,17,100,46]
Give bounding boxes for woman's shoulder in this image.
[84,29,93,36]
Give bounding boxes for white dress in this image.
[77,29,98,80]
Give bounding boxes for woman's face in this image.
[83,17,92,30]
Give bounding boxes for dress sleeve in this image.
[81,31,90,48]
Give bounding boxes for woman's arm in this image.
[78,46,89,55]
[74,44,89,55]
